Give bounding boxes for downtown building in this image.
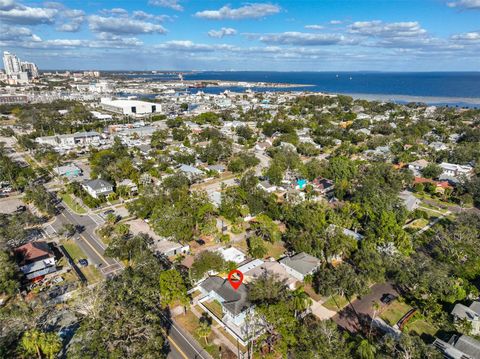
[2,51,39,84]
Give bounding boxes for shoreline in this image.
[343,92,480,106]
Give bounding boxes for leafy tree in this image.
[19,329,61,359]
[227,153,260,173]
[105,233,152,266]
[151,191,216,242]
[151,129,169,149]
[247,235,268,259]
[381,332,441,359]
[236,125,255,141]
[356,339,377,359]
[0,250,19,296]
[198,139,232,165]
[159,269,189,307]
[250,214,281,243]
[68,258,169,359]
[24,185,56,217]
[421,163,443,179]
[248,272,288,305]
[291,318,351,358]
[190,251,226,281]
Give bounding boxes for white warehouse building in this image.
[100,98,162,116]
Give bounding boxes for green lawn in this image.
[61,239,102,284]
[82,266,103,284]
[380,301,413,326]
[203,300,223,319]
[323,295,350,311]
[407,218,429,229]
[60,193,87,214]
[406,318,438,336]
[61,240,85,261]
[303,284,323,302]
[234,238,286,259]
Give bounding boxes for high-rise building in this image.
[2,51,39,82]
[3,51,21,76]
[21,61,39,78]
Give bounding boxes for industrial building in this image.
[100,98,162,116]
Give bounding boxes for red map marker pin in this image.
[227,269,244,291]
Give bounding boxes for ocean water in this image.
[125,71,480,107]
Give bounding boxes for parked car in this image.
[78,259,88,267]
[381,293,396,305]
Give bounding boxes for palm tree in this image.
[291,287,312,318]
[196,321,211,345]
[356,339,376,359]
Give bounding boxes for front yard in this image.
[380,300,412,326]
[60,192,87,214]
[203,300,223,319]
[323,295,350,311]
[61,239,102,284]
[175,309,232,359]
[234,238,286,259]
[380,299,438,337]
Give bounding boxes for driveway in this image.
[333,282,398,333]
[310,301,336,320]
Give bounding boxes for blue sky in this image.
[1,0,479,71]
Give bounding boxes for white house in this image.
[440,162,474,180]
[216,247,246,264]
[82,179,114,198]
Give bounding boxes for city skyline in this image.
[0,0,479,71]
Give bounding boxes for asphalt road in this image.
[52,205,123,277]
[166,318,212,359]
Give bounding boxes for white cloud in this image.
[0,0,16,11]
[132,10,170,22]
[256,32,347,46]
[304,25,324,30]
[447,0,480,9]
[148,0,183,11]
[195,3,281,20]
[88,15,167,35]
[155,40,236,52]
[452,31,480,41]
[57,7,85,32]
[330,20,343,25]
[100,8,129,16]
[0,0,57,25]
[348,21,427,38]
[208,27,237,38]
[0,25,41,42]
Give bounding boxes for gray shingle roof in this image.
[279,252,321,276]
[83,179,113,191]
[199,276,251,316]
[454,335,480,359]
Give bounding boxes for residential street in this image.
[50,203,123,277]
[167,319,213,359]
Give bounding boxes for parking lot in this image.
[0,197,25,214]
